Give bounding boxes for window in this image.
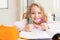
[0,0,8,9]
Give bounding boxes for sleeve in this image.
[14,19,27,31]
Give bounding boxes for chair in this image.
[0,24,28,40]
[52,33,60,40]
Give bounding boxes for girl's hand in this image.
[40,23,49,31]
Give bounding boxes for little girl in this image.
[22,3,49,32]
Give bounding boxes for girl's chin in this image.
[34,20,40,23]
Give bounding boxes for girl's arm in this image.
[22,24,31,32]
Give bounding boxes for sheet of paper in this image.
[20,31,51,39]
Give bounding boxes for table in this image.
[20,31,52,40]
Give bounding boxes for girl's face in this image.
[30,5,43,24]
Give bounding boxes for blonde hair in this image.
[27,3,48,22]
[22,13,28,19]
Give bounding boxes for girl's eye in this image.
[38,12,41,14]
[31,13,35,14]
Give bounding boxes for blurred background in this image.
[0,0,60,25]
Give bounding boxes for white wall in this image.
[54,0,60,21]
[19,0,24,20]
[0,0,17,25]
[19,0,28,20]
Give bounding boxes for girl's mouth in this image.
[34,18,41,21]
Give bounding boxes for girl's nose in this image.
[35,13,39,18]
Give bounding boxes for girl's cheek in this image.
[39,14,42,17]
[31,15,35,18]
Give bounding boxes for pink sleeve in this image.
[14,19,27,31]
